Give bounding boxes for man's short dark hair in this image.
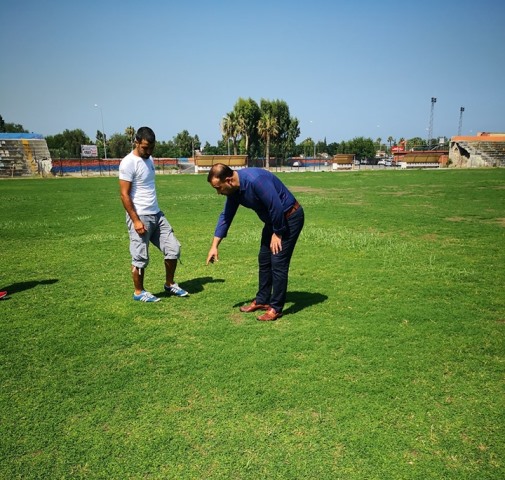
[207,163,234,183]
[135,126,156,144]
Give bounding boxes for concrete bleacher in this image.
[450,134,505,167]
[0,134,52,177]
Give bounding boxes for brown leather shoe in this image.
[239,300,269,313]
[257,308,283,321]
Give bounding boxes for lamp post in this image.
[94,104,108,159]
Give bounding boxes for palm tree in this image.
[125,126,135,148]
[220,114,233,155]
[387,136,394,154]
[257,113,279,169]
[236,114,248,154]
[221,113,242,155]
[376,137,382,154]
[232,98,261,158]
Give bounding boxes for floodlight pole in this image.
[458,107,465,136]
[427,97,436,149]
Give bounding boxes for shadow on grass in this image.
[0,279,59,298]
[283,291,329,315]
[233,291,328,315]
[155,276,225,297]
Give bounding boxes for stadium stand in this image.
[449,133,505,167]
[332,154,355,170]
[396,153,447,169]
[0,133,52,177]
[195,155,247,172]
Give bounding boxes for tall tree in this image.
[108,133,131,158]
[174,130,199,158]
[257,113,279,168]
[221,113,240,155]
[154,140,177,158]
[0,115,28,133]
[46,129,91,158]
[259,99,295,160]
[285,117,301,158]
[201,141,222,155]
[327,142,339,156]
[408,137,426,150]
[316,139,328,158]
[387,136,394,154]
[125,126,135,147]
[95,130,107,158]
[233,98,260,157]
[300,137,314,158]
[346,137,376,161]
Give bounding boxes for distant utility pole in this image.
[427,97,436,149]
[458,107,465,136]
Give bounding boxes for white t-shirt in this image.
[119,152,160,215]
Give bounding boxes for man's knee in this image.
[132,258,149,269]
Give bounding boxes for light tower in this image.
[427,97,436,149]
[458,107,465,136]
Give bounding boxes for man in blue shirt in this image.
[206,164,304,321]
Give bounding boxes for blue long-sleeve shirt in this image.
[214,168,297,238]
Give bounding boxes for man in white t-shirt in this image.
[119,126,188,302]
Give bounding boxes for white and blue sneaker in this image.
[164,283,189,297]
[133,290,160,302]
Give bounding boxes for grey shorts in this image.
[126,211,181,269]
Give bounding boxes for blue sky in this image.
[1,0,504,146]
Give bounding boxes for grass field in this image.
[1,168,504,479]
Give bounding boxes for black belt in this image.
[285,201,300,218]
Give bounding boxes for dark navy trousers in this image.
[256,206,304,313]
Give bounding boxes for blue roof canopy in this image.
[0,133,44,139]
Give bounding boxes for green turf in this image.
[1,169,504,479]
